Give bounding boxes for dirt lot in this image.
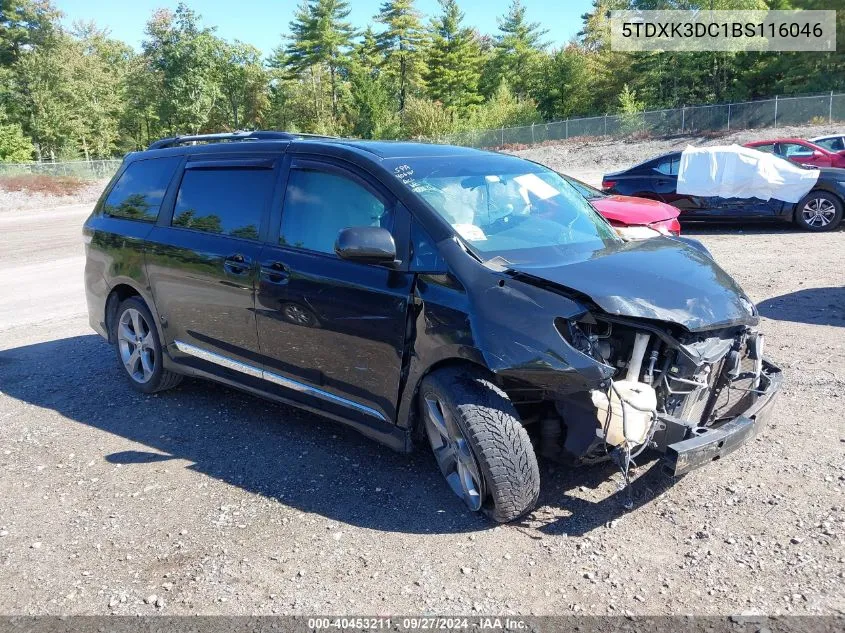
[0,131,844,616]
[513,123,845,186]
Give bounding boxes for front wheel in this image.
[795,191,843,231]
[420,367,540,523]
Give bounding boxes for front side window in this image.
[103,156,181,221]
[385,154,619,265]
[279,168,391,254]
[781,143,813,157]
[172,168,273,239]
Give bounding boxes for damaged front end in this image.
[545,314,782,478]
[472,269,782,484]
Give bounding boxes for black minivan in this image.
[84,132,781,522]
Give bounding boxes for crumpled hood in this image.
[507,238,758,332]
[591,195,679,225]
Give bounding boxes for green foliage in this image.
[401,95,452,139]
[424,0,483,115]
[617,84,644,135]
[481,0,547,100]
[0,0,843,160]
[466,82,542,131]
[0,113,35,161]
[375,0,427,111]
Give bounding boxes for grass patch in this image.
[0,174,88,196]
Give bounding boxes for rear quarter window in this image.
[103,156,181,222]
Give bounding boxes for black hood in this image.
[506,238,758,332]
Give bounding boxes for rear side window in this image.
[816,137,844,151]
[752,143,775,154]
[279,169,391,254]
[103,156,181,221]
[172,168,273,239]
[654,157,680,176]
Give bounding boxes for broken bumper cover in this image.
[663,359,783,477]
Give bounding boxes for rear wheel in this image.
[420,367,540,523]
[795,191,843,231]
[113,297,182,393]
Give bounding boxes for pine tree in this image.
[285,0,355,121]
[424,0,483,114]
[375,0,427,112]
[484,0,547,100]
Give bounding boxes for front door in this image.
[145,155,278,369]
[255,158,414,424]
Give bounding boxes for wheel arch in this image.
[792,187,845,228]
[104,282,160,344]
[397,350,493,438]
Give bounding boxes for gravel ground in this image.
[0,131,844,616]
[513,123,845,186]
[0,180,107,214]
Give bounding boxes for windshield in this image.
[386,154,620,264]
[562,174,607,200]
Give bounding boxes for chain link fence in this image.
[0,159,122,180]
[438,92,845,149]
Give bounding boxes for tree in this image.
[482,0,547,100]
[285,0,355,121]
[215,41,268,129]
[142,3,222,135]
[375,0,427,112]
[0,0,61,66]
[0,112,34,161]
[424,0,483,115]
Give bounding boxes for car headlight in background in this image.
[614,225,662,240]
[648,217,682,236]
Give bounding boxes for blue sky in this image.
[57,0,593,55]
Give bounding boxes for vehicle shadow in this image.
[0,334,676,535]
[757,286,845,327]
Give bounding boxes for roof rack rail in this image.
[147,130,334,151]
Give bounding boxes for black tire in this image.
[794,191,843,231]
[420,366,540,523]
[112,297,182,394]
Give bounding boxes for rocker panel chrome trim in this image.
[173,340,386,422]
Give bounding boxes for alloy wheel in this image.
[283,303,314,326]
[802,197,836,228]
[117,308,156,384]
[423,394,484,511]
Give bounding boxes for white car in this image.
[811,134,845,152]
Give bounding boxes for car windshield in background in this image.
[386,155,620,265]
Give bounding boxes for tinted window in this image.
[172,168,273,239]
[655,157,680,175]
[103,157,181,221]
[280,169,391,254]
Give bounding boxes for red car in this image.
[563,175,681,237]
[743,138,845,169]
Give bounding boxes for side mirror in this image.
[335,226,397,265]
[813,150,825,158]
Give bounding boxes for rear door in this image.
[145,154,279,369]
[255,156,414,424]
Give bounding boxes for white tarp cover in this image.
[677,144,820,203]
